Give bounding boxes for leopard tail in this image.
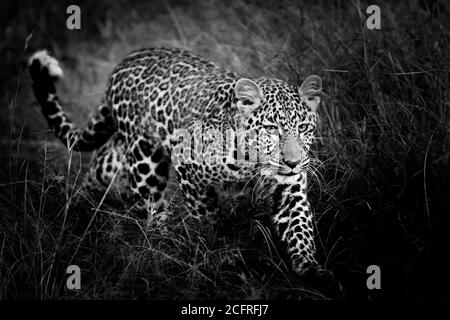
[28,50,115,151]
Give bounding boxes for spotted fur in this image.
[28,47,323,275]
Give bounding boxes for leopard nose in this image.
[283,159,300,169]
[283,136,303,168]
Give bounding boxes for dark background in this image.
[0,0,449,300]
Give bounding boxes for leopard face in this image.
[232,76,322,184]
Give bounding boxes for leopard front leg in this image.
[272,176,319,275]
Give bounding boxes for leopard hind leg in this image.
[81,134,128,200]
[126,136,172,228]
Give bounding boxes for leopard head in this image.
[233,75,322,183]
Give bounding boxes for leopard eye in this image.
[298,123,309,133]
[263,124,278,131]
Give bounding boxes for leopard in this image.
[28,47,324,276]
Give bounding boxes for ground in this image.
[0,0,449,300]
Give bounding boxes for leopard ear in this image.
[234,78,264,115]
[299,75,322,111]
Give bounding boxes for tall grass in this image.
[0,0,449,300]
